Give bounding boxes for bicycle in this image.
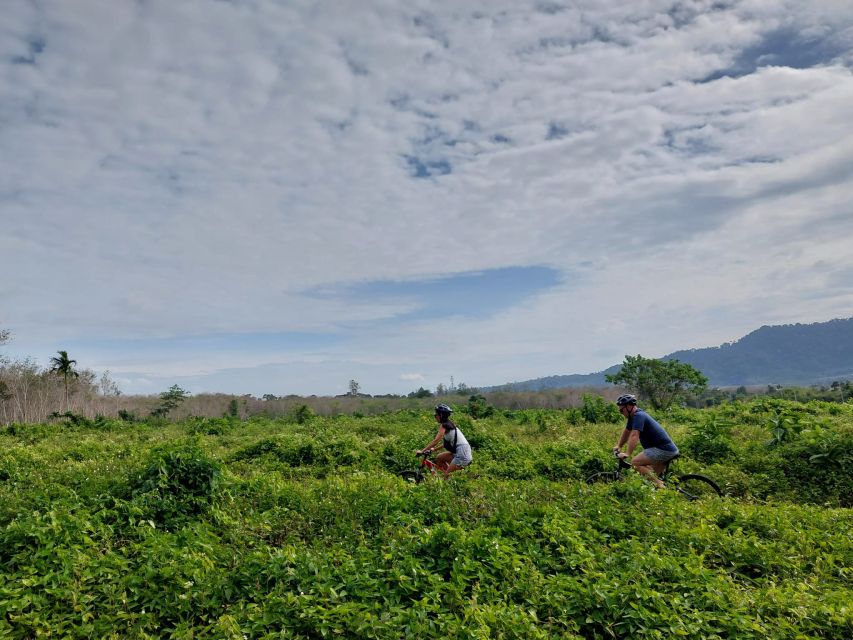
[399,450,451,484]
[586,452,722,500]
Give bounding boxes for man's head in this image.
[615,394,637,416]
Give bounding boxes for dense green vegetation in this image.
[604,355,707,410]
[1,398,851,638]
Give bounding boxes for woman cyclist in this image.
[416,403,473,476]
[613,394,679,489]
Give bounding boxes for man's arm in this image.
[623,429,641,457]
[614,428,630,452]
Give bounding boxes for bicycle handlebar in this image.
[613,452,632,469]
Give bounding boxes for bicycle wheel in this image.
[400,470,425,484]
[585,471,621,485]
[673,474,722,500]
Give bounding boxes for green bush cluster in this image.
[125,442,223,527]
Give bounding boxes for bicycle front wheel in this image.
[674,474,722,500]
[585,471,620,485]
[400,470,425,484]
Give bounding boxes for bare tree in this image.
[99,370,121,396]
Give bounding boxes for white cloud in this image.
[2,0,852,394]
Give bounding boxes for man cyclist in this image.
[416,403,473,476]
[613,394,678,489]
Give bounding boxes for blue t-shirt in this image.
[627,410,677,452]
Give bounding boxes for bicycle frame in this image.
[613,453,676,481]
[586,453,722,500]
[418,452,442,475]
[400,451,452,483]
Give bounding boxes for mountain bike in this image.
[586,453,722,500]
[399,450,449,483]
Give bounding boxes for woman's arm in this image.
[419,427,446,453]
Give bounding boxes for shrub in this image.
[292,404,315,424]
[467,394,495,419]
[128,442,222,526]
[117,409,138,422]
[186,416,233,436]
[776,426,853,506]
[580,394,619,423]
[681,417,735,463]
[233,434,369,471]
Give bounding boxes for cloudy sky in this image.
[2,0,852,397]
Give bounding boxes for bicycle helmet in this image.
[615,394,637,406]
[434,403,453,417]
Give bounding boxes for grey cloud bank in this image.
[1,0,852,396]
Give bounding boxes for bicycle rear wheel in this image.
[586,471,620,485]
[674,474,722,500]
[400,470,425,484]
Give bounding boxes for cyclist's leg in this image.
[443,445,472,477]
[629,451,666,488]
[444,462,464,475]
[435,451,453,471]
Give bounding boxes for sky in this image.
[1,0,853,397]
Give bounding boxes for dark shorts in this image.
[641,446,679,463]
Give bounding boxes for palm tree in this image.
[50,350,79,410]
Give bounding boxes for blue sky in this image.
[2,0,853,396]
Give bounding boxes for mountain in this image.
[486,318,853,391]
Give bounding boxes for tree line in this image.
[2,323,848,425]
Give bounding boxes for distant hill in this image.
[486,318,853,391]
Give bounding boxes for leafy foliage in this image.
[48,349,79,409]
[606,354,709,410]
[127,441,222,526]
[682,416,735,463]
[0,399,851,637]
[466,393,495,418]
[579,393,621,423]
[151,384,190,418]
[291,403,316,424]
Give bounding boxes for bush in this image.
[128,442,222,526]
[186,416,233,436]
[580,394,620,424]
[776,426,853,506]
[291,404,315,424]
[232,434,370,472]
[681,417,735,463]
[467,394,495,419]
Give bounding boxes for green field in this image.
[1,398,851,638]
